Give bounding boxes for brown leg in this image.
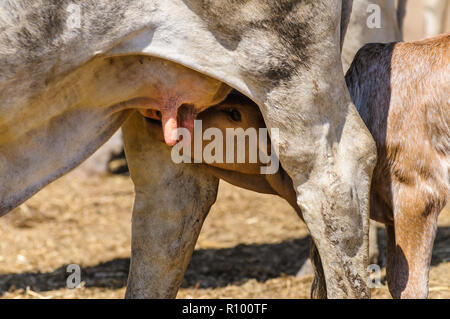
[385,190,442,299]
[385,223,396,294]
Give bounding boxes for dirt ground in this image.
[0,2,449,299]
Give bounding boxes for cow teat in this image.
[136,57,231,146]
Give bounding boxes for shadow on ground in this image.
[1,227,449,294]
[0,236,311,293]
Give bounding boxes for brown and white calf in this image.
[147,33,449,299]
[346,33,449,298]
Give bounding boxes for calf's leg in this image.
[385,188,442,299]
[122,112,219,298]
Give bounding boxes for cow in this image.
[92,0,406,268]
[169,33,449,299]
[0,1,377,298]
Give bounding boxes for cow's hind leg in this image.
[257,73,376,298]
[386,188,443,299]
[238,0,378,298]
[310,220,379,298]
[298,113,376,299]
[122,112,219,298]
